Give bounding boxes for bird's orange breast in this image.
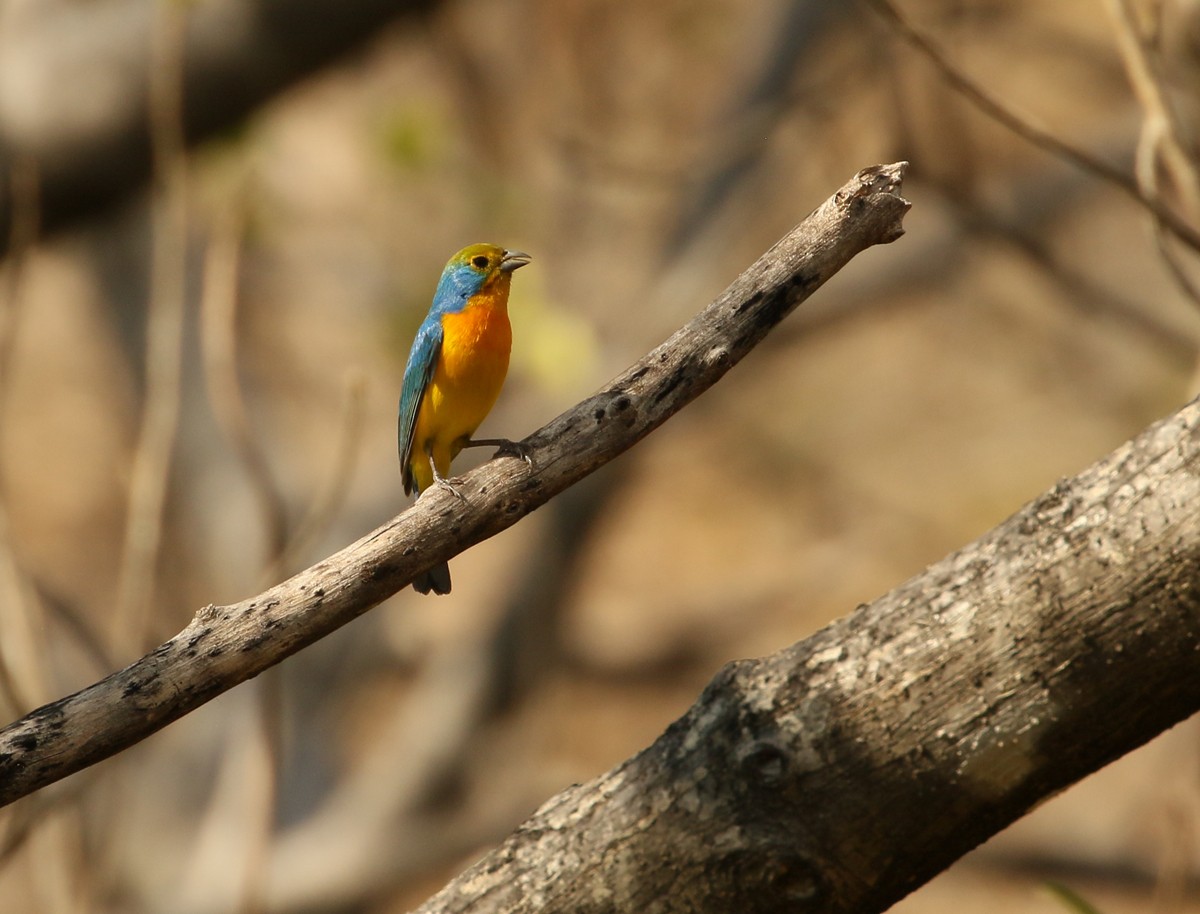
[410,293,512,477]
[437,291,513,386]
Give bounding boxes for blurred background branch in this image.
[865,0,1200,255]
[0,0,441,258]
[0,154,42,718]
[112,0,190,654]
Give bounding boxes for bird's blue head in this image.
[432,243,532,314]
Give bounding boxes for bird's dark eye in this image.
[472,255,489,269]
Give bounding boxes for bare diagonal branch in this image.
[0,162,911,807]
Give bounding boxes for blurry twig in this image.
[198,200,365,914]
[865,0,1200,256]
[1105,0,1200,315]
[266,372,366,584]
[481,470,620,714]
[1151,199,1200,315]
[260,634,528,911]
[26,804,88,914]
[0,795,40,869]
[0,155,47,718]
[0,157,38,388]
[252,473,619,912]
[197,203,283,914]
[1044,881,1105,914]
[0,160,102,888]
[1108,0,1200,216]
[113,1,190,652]
[197,180,366,914]
[257,500,592,909]
[0,178,113,697]
[0,779,94,877]
[666,1,849,258]
[773,164,1198,367]
[1151,803,1197,911]
[432,11,510,171]
[199,196,366,586]
[0,512,45,719]
[199,206,290,566]
[174,687,277,914]
[936,180,1198,365]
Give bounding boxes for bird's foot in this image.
[426,473,468,503]
[466,437,534,468]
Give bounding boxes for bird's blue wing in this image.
[398,316,443,495]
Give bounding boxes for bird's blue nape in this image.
[429,262,488,317]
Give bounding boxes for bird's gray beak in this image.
[500,250,532,273]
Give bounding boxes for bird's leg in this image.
[426,448,467,503]
[463,437,534,468]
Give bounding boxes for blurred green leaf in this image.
[509,279,599,396]
[1044,881,1104,914]
[377,105,443,171]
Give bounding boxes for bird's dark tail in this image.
[413,561,452,595]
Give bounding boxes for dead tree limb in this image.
[410,387,1200,914]
[0,162,911,806]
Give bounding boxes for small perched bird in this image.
[398,243,532,595]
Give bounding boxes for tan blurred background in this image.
[0,0,1198,911]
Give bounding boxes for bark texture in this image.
[0,163,911,806]
[414,395,1200,914]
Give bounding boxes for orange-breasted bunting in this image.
[398,243,532,595]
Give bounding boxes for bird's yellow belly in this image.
[410,302,511,487]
